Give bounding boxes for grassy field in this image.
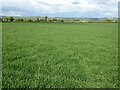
[2,22,118,88]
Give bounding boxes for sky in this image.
[0,0,119,18]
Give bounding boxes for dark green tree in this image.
[44,16,48,22]
[104,19,113,23]
[8,17,14,21]
[28,19,33,22]
[16,18,24,22]
[60,20,64,22]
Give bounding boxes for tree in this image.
[8,17,14,21]
[49,19,52,22]
[115,21,118,23]
[44,16,48,22]
[5,17,9,22]
[60,20,64,22]
[16,18,24,22]
[52,18,58,22]
[104,19,113,23]
[20,19,24,22]
[37,18,39,22]
[28,19,33,22]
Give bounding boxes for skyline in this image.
[0,0,119,18]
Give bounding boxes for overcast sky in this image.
[0,0,119,18]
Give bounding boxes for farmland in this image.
[2,22,118,88]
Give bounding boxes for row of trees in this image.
[1,16,64,22]
[1,16,118,23]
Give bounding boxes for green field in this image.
[2,22,118,88]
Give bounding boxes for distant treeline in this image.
[0,16,118,23]
[1,16,64,23]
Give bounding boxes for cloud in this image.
[0,0,119,17]
[72,1,81,5]
[104,13,113,17]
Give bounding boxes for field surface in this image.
[2,22,118,88]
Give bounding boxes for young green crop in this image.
[2,22,118,88]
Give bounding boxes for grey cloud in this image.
[39,1,50,5]
[72,1,81,5]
